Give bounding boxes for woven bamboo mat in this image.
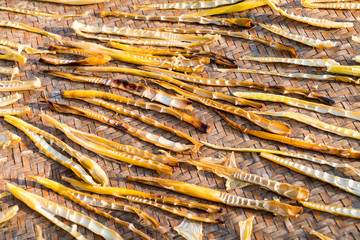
[0,0,360,239]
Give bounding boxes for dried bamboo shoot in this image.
[72,21,216,41]
[5,115,108,185]
[74,66,261,108]
[39,55,111,66]
[185,0,268,16]
[300,201,360,219]
[72,98,203,151]
[62,89,210,133]
[220,68,360,85]
[0,106,31,116]
[0,45,26,64]
[218,111,360,159]
[302,0,360,9]
[186,159,310,201]
[202,141,360,177]
[267,0,353,28]
[29,176,154,240]
[0,6,88,18]
[44,100,195,153]
[0,79,41,92]
[0,94,22,107]
[259,23,337,48]
[107,42,235,66]
[310,230,334,240]
[7,182,122,240]
[127,176,303,217]
[142,66,331,104]
[73,28,210,48]
[0,132,21,149]
[327,65,360,77]
[123,196,221,223]
[134,0,242,10]
[63,176,222,213]
[260,153,360,196]
[0,20,62,41]
[5,116,101,186]
[64,40,203,73]
[35,225,45,240]
[238,216,254,240]
[0,205,18,224]
[174,219,203,240]
[70,193,164,233]
[143,76,261,108]
[40,46,111,66]
[240,56,339,67]
[0,38,51,54]
[51,123,179,166]
[233,92,360,121]
[0,67,19,80]
[0,192,11,199]
[253,111,360,140]
[148,78,291,135]
[33,0,110,5]
[99,12,254,28]
[41,70,193,110]
[39,113,174,175]
[154,28,298,57]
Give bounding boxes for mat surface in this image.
[0,0,359,239]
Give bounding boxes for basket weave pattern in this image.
[0,0,359,239]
